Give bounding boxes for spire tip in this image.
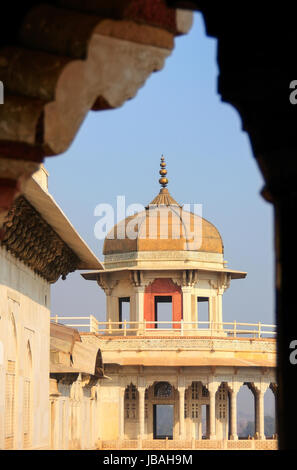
[159,154,168,188]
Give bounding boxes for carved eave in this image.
[23,175,102,270]
[1,195,80,283]
[82,266,246,281]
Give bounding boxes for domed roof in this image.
[103,157,223,257]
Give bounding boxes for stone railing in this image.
[51,315,276,338]
[98,438,278,450]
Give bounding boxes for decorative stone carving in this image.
[1,196,80,282]
[130,270,143,287]
[97,274,119,295]
[129,270,153,290]
[209,273,231,294]
[95,336,276,354]
[120,376,138,389]
[184,377,208,388]
[144,376,177,389]
[181,269,198,287]
[250,380,270,395]
[209,279,218,289]
[218,273,231,294]
[226,380,243,394]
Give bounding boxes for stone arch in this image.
[145,377,177,391]
[24,340,32,377]
[146,380,178,440]
[143,380,178,406]
[6,310,17,360]
[264,384,277,438]
[154,381,173,398]
[237,382,256,439]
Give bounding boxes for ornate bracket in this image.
[180,269,198,287]
[97,274,119,295]
[209,273,231,294]
[130,270,144,287]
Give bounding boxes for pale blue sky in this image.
[45,11,275,417]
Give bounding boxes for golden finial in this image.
[159,155,168,188]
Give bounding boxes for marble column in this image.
[255,390,265,439]
[119,387,125,440]
[138,387,145,439]
[135,286,145,332]
[178,387,185,439]
[217,293,223,326]
[229,390,238,440]
[106,294,113,329]
[181,286,192,330]
[209,390,216,440]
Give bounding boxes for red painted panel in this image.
[144,278,182,329]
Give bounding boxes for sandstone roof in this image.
[103,197,223,256]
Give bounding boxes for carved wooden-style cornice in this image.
[1,195,80,283]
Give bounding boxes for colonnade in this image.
[118,378,277,441]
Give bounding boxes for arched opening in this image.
[153,382,174,439]
[154,381,173,398]
[237,383,255,439]
[137,380,178,440]
[264,385,276,439]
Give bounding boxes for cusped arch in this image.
[154,381,173,398]
[6,311,17,360]
[24,340,32,378]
